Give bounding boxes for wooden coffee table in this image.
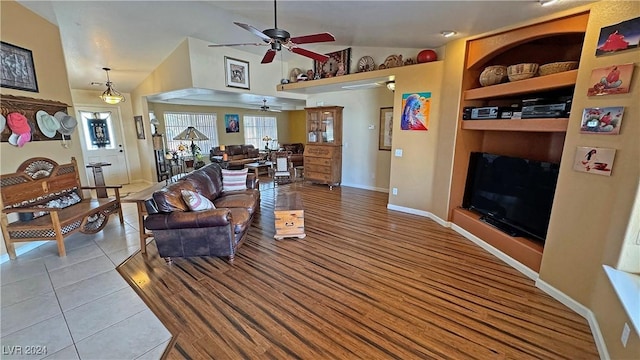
[274,192,306,240]
[244,161,272,177]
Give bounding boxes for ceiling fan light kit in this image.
[208,0,335,64]
[99,67,125,105]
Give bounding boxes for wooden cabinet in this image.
[304,106,343,188]
[305,106,343,145]
[448,12,589,272]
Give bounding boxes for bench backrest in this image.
[0,157,83,211]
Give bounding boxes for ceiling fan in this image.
[259,99,281,112]
[208,0,335,64]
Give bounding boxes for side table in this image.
[86,162,111,198]
[121,182,167,253]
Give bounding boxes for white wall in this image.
[307,87,394,192]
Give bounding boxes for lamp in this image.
[150,116,160,135]
[99,68,125,105]
[173,126,209,158]
[386,81,396,92]
[219,145,228,161]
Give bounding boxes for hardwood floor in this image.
[117,181,598,360]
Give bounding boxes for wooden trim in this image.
[461,118,568,132]
[451,208,543,272]
[466,12,590,69]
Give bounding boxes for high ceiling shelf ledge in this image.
[276,64,412,94]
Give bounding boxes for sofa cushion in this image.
[153,181,196,213]
[222,168,248,192]
[214,193,258,214]
[181,190,216,211]
[229,208,250,235]
[182,169,220,199]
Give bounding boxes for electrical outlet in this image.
[392,188,398,195]
[621,322,630,347]
[394,149,403,157]
[368,124,375,130]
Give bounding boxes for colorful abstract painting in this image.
[400,92,431,131]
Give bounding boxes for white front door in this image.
[77,108,130,185]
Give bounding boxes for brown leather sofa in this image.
[210,144,261,169]
[281,143,304,167]
[144,163,260,262]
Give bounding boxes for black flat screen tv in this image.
[462,152,560,243]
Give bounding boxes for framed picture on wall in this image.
[580,107,624,135]
[587,63,634,96]
[134,115,145,139]
[0,41,39,92]
[225,57,250,89]
[573,146,616,176]
[225,114,240,133]
[379,107,393,151]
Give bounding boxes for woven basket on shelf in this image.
[507,63,539,81]
[538,61,579,76]
[479,65,508,87]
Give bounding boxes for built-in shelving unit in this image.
[448,11,589,272]
[463,70,578,100]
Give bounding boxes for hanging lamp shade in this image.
[99,67,125,105]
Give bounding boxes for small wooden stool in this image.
[274,192,306,240]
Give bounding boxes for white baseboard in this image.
[375,201,607,358]
[340,182,389,193]
[0,241,47,264]
[386,204,450,228]
[131,179,154,185]
[535,279,609,360]
[450,223,539,280]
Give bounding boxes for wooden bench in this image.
[0,157,124,259]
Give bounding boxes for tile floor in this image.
[1,182,171,360]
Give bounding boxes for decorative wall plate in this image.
[383,54,404,69]
[357,56,375,72]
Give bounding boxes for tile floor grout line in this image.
[46,259,82,360]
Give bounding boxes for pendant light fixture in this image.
[100,67,125,105]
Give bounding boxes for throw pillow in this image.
[181,190,216,211]
[222,168,248,192]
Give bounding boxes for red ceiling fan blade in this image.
[289,32,335,45]
[234,22,272,42]
[261,49,277,64]
[290,47,329,62]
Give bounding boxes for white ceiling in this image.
[17,0,594,109]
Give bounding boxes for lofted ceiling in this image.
[16,0,595,110]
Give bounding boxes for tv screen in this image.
[463,152,560,242]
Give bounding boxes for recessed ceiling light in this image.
[539,0,559,6]
[441,31,457,38]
